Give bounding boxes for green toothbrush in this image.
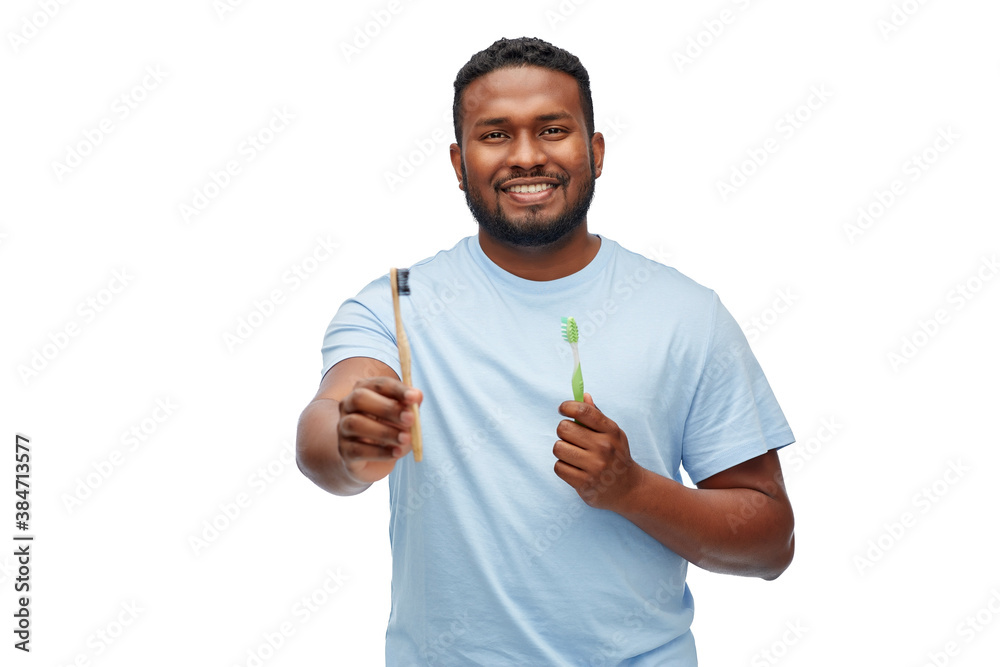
[560,316,585,403]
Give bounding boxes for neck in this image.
[477,224,601,281]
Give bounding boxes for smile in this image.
[505,183,555,194]
[499,180,561,204]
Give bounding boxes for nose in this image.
[505,132,546,171]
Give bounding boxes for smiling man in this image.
[297,37,795,665]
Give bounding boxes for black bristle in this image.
[397,268,410,295]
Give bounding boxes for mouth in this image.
[498,178,561,204]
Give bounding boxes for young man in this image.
[297,37,795,665]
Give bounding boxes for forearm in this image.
[296,398,372,496]
[615,468,794,580]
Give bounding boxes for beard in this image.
[461,154,597,248]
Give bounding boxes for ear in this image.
[449,143,464,190]
[590,132,605,179]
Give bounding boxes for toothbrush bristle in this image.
[560,316,579,343]
[397,268,410,296]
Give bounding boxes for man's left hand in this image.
[554,393,645,512]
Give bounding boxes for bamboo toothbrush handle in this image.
[390,268,423,462]
[396,327,423,461]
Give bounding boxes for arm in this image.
[553,394,794,580]
[296,356,422,496]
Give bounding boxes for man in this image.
[297,37,795,665]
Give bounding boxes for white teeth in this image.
[507,183,554,194]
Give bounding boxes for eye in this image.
[483,131,507,140]
[541,127,567,137]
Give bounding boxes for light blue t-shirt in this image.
[321,235,794,666]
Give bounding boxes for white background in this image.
[3,0,999,665]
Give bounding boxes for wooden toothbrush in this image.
[390,268,423,461]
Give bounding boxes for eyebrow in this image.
[473,112,574,128]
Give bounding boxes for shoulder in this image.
[602,237,719,313]
[351,236,475,300]
[409,236,476,274]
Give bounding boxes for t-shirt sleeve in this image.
[680,292,795,484]
[320,275,402,380]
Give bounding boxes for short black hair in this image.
[452,37,595,147]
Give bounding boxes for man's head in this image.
[449,38,604,248]
[452,37,595,150]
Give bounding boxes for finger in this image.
[342,387,412,427]
[361,376,423,406]
[341,439,411,462]
[555,418,591,446]
[558,399,613,432]
[554,461,596,499]
[553,459,586,485]
[340,412,409,448]
[553,439,591,470]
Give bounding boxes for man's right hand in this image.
[297,357,423,495]
[337,375,423,484]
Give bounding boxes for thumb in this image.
[583,392,596,408]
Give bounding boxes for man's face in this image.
[450,66,604,247]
